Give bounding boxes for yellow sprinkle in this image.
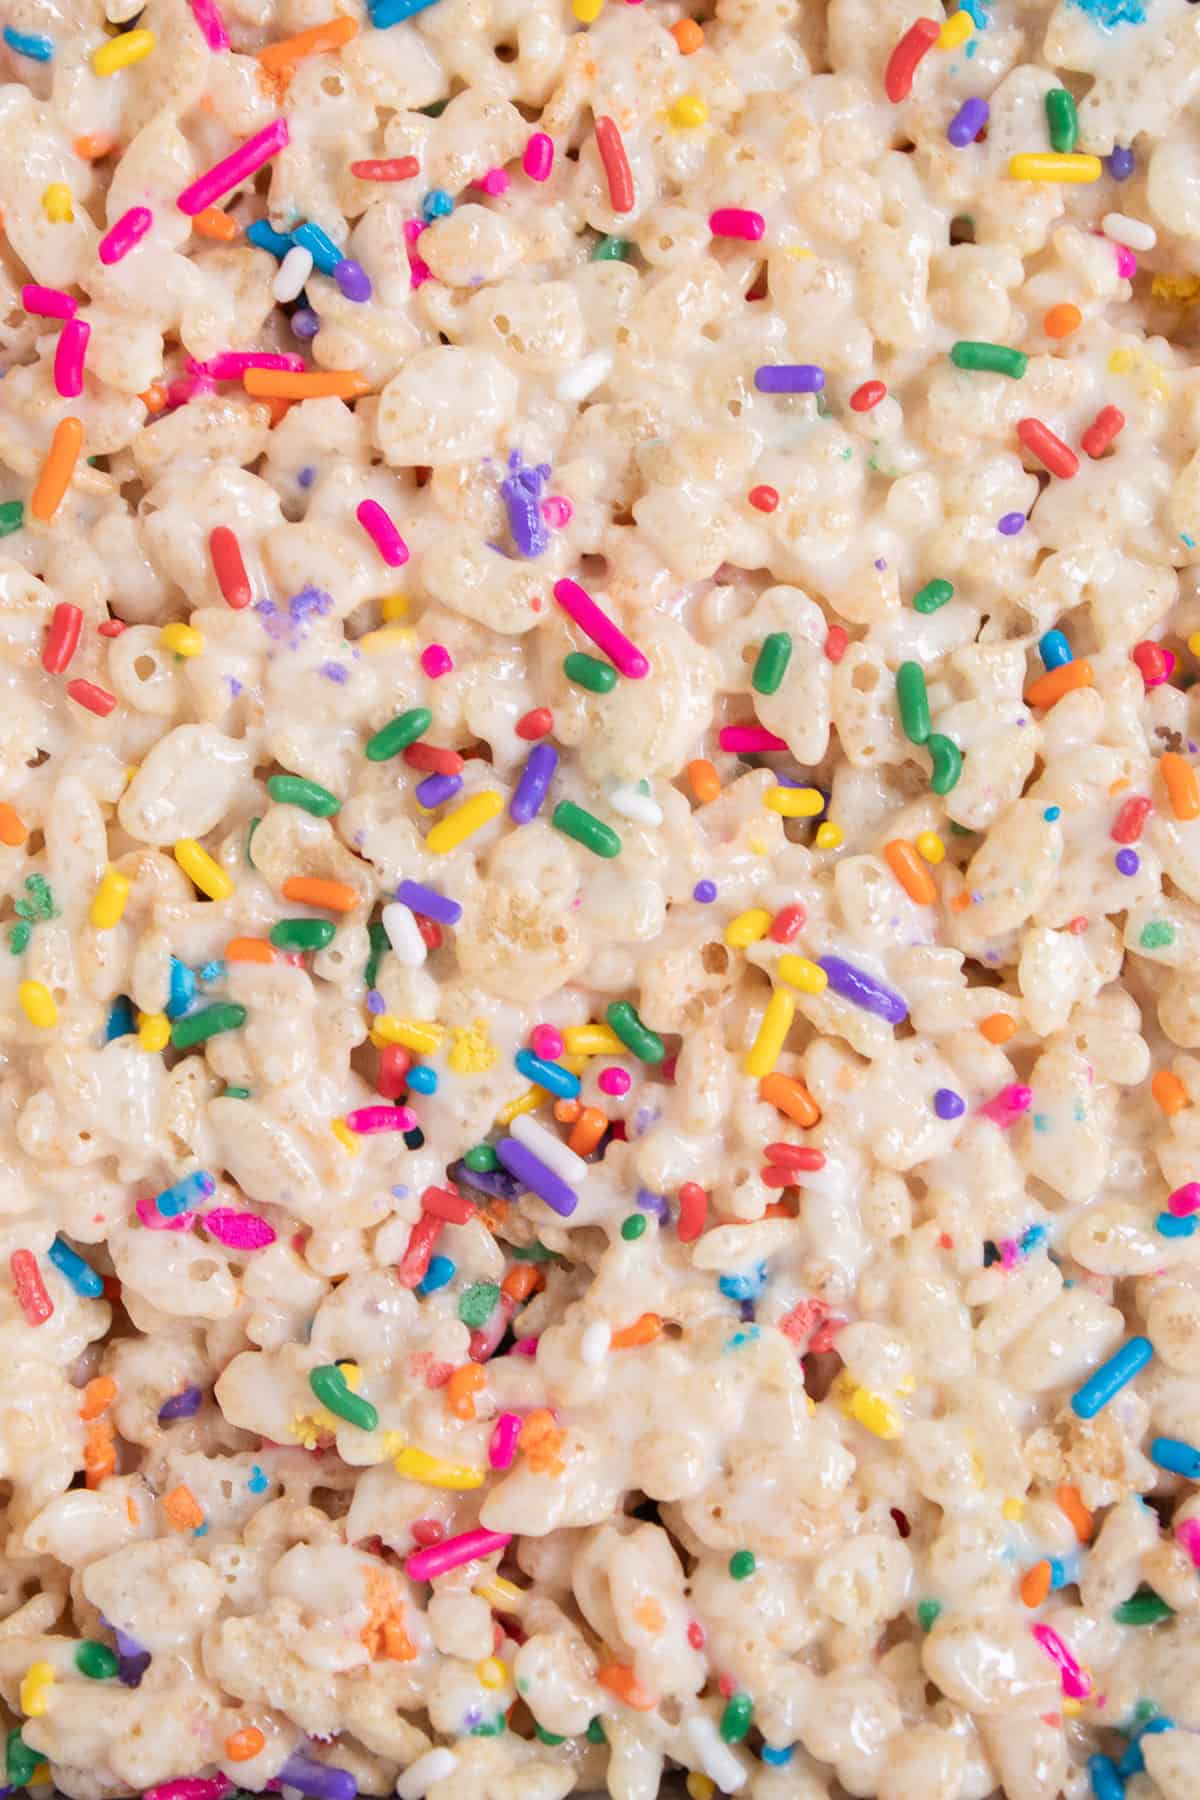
[290,1409,337,1448]
[835,1373,902,1438]
[42,183,73,222]
[1061,1698,1082,1718]
[474,1575,524,1611]
[764,786,824,818]
[668,94,707,127]
[725,908,771,948]
[331,1118,361,1155]
[394,1445,485,1488]
[475,1657,507,1690]
[1189,633,1200,657]
[496,1084,546,1125]
[777,954,828,995]
[381,592,409,620]
[20,1662,55,1718]
[137,1011,170,1053]
[1002,1497,1025,1522]
[173,837,233,901]
[426,790,504,854]
[18,981,57,1029]
[92,26,155,73]
[937,9,973,45]
[373,1016,444,1053]
[1009,152,1102,184]
[358,626,417,653]
[448,1019,498,1074]
[744,987,794,1078]
[572,0,603,19]
[339,1361,361,1390]
[1108,348,1136,374]
[814,821,843,850]
[686,1777,716,1800]
[562,1023,624,1056]
[782,245,815,260]
[90,866,130,929]
[29,1769,50,1787]
[160,622,204,657]
[916,830,945,865]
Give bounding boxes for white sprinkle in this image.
[557,350,613,403]
[273,244,314,303]
[686,1715,747,1793]
[610,784,663,825]
[396,1749,458,1800]
[581,1319,611,1364]
[1102,211,1156,252]
[511,1111,589,1184]
[381,901,427,967]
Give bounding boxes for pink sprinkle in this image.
[202,1208,276,1249]
[146,1782,231,1800]
[1114,244,1137,279]
[421,643,453,678]
[999,1237,1021,1270]
[135,1196,194,1232]
[478,167,510,195]
[709,208,765,241]
[405,1526,512,1582]
[22,283,76,319]
[541,495,572,529]
[200,351,304,379]
[524,133,554,182]
[530,1023,564,1059]
[176,118,289,217]
[598,1064,631,1096]
[98,206,152,266]
[1176,1518,1200,1566]
[1032,1622,1091,1699]
[403,218,433,288]
[978,1083,1033,1127]
[488,1412,523,1469]
[357,498,409,567]
[187,0,230,50]
[345,1105,418,1133]
[553,576,650,680]
[511,1336,539,1357]
[1169,1182,1200,1216]
[718,725,787,751]
[53,318,90,399]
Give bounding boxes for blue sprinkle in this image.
[724,1326,760,1350]
[1068,0,1145,24]
[106,996,136,1041]
[1150,1435,1200,1479]
[417,1254,456,1294]
[1039,629,1072,669]
[3,25,53,58]
[960,0,990,23]
[718,1260,768,1302]
[515,1048,581,1098]
[156,1171,216,1218]
[47,1237,103,1297]
[1109,145,1135,180]
[1088,1755,1124,1800]
[1156,1211,1197,1238]
[421,188,454,222]
[371,0,442,20]
[246,219,294,260]
[293,221,343,274]
[166,957,196,1019]
[761,1745,794,1766]
[198,960,224,984]
[407,1064,438,1095]
[934,1088,965,1120]
[1071,1336,1153,1419]
[1020,1224,1046,1252]
[248,1464,269,1493]
[1043,806,1061,821]
[192,1522,209,1538]
[1117,1717,1172,1778]
[1033,1113,1051,1131]
[1183,533,1196,549]
[291,307,321,340]
[693,880,717,902]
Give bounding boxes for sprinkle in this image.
[515,1049,580,1098]
[1043,302,1083,339]
[396,1751,459,1800]
[998,511,1025,535]
[913,578,953,614]
[10,1250,52,1325]
[67,677,117,718]
[423,790,502,854]
[177,118,288,215]
[777,955,827,994]
[350,155,420,181]
[938,9,974,45]
[770,903,806,942]
[748,483,779,510]
[710,207,764,240]
[160,622,204,658]
[310,1363,378,1431]
[564,651,616,693]
[4,26,53,57]
[32,415,84,521]
[672,18,704,49]
[93,26,154,74]
[18,980,57,1029]
[1025,660,1093,708]
[884,17,939,100]
[744,990,795,1077]
[158,1385,202,1421]
[819,955,907,1024]
[49,316,90,402]
[98,206,153,267]
[1045,88,1078,154]
[947,96,988,147]
[43,181,73,221]
[1168,1182,1200,1216]
[1150,1436,1200,1479]
[605,998,665,1064]
[512,1111,589,1184]
[896,662,931,744]
[1071,1337,1153,1419]
[366,708,433,761]
[244,367,369,399]
[979,1082,1032,1126]
[1081,405,1125,459]
[884,840,937,904]
[257,14,356,68]
[42,601,83,675]
[162,1482,205,1532]
[750,633,794,698]
[282,876,359,912]
[1009,152,1102,183]
[1088,1755,1125,1800]
[849,380,886,412]
[759,1072,820,1126]
[344,1105,418,1134]
[170,1003,245,1048]
[720,1693,754,1744]
[1033,1622,1090,1698]
[593,115,634,213]
[755,364,824,394]
[224,1728,265,1764]
[357,498,409,566]
[726,909,772,948]
[174,838,232,901]
[1112,796,1151,843]
[550,799,619,858]
[553,577,649,678]
[393,881,461,928]
[207,525,252,608]
[0,804,26,847]
[687,760,722,805]
[265,773,340,818]
[951,341,1027,378]
[22,284,75,320]
[405,1525,511,1583]
[719,725,787,752]
[1039,630,1072,670]
[1017,417,1078,479]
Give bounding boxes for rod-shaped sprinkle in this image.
[404,1526,512,1582]
[98,206,152,264]
[1071,1336,1153,1419]
[510,742,558,823]
[818,955,908,1024]
[553,577,649,678]
[496,1136,579,1215]
[53,317,89,398]
[176,118,289,216]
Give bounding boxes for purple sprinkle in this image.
[693,879,717,902]
[278,1755,356,1800]
[934,1088,965,1120]
[874,558,887,570]
[416,771,463,808]
[510,742,558,824]
[495,1136,578,1216]
[448,1158,523,1202]
[290,585,332,621]
[947,95,988,148]
[396,879,462,926]
[501,456,550,558]
[1109,145,1134,181]
[754,364,824,394]
[291,307,321,339]
[228,675,243,696]
[110,1624,151,1686]
[739,1298,756,1322]
[366,988,386,1015]
[297,466,316,488]
[1115,848,1139,876]
[636,1187,671,1221]
[320,660,349,683]
[818,955,907,1024]
[998,512,1025,535]
[158,1384,202,1421]
[334,257,372,303]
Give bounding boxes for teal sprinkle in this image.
[458,1282,500,1329]
[960,0,989,24]
[1140,921,1174,949]
[918,1599,942,1631]
[1067,0,1145,23]
[1183,533,1196,548]
[725,1327,760,1350]
[1033,1114,1051,1131]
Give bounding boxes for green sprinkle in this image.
[8,922,30,955]
[365,707,433,761]
[552,799,621,859]
[1140,921,1174,949]
[720,1693,753,1744]
[1045,87,1078,154]
[1133,1699,1160,1725]
[605,998,665,1064]
[365,920,389,989]
[913,578,954,614]
[1114,1588,1173,1626]
[170,1003,247,1050]
[309,1363,378,1431]
[534,1725,566,1745]
[14,875,55,923]
[564,651,617,693]
[950,341,1028,379]
[591,235,629,260]
[7,1729,38,1787]
[896,662,931,745]
[728,1550,756,1580]
[752,632,793,695]
[269,918,336,951]
[75,1641,119,1680]
[458,1281,501,1328]
[927,732,963,795]
[246,816,260,867]
[510,1242,557,1262]
[464,1144,499,1172]
[917,1600,941,1632]
[0,501,24,538]
[586,1718,607,1745]
[470,1717,505,1737]
[223,1085,251,1099]
[267,774,341,816]
[620,1214,646,1240]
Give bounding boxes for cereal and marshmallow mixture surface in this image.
[7,0,1200,1795]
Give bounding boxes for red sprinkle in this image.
[717,1674,737,1699]
[748,484,779,513]
[659,1054,677,1083]
[677,1181,707,1242]
[397,1215,442,1287]
[1017,417,1079,480]
[403,742,464,775]
[1068,915,1089,935]
[890,1507,912,1539]
[42,602,83,673]
[1111,795,1151,843]
[1131,641,1168,686]
[410,1517,444,1546]
[850,379,887,412]
[763,1144,825,1170]
[350,156,420,182]
[413,913,442,950]
[686,1621,706,1650]
[1081,404,1125,460]
[377,1044,411,1100]
[594,115,635,214]
[516,708,553,740]
[420,1185,477,1225]
[209,525,252,609]
[824,625,849,663]
[11,1249,52,1326]
[768,902,806,943]
[67,678,117,717]
[97,619,126,637]
[884,18,940,103]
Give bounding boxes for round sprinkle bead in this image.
[748,484,779,512]
[598,1065,630,1096]
[694,880,717,902]
[1116,848,1139,876]
[620,1214,647,1240]
[728,1550,756,1580]
[934,1088,965,1120]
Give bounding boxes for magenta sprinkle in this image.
[978,1083,1033,1127]
[403,218,433,288]
[718,725,788,752]
[145,1779,231,1800]
[202,1208,276,1249]
[53,317,90,399]
[530,1023,564,1060]
[598,1065,630,1096]
[542,495,572,528]
[23,283,76,319]
[478,167,510,195]
[357,498,409,567]
[187,0,230,50]
[135,1195,194,1232]
[1177,1518,1200,1566]
[1032,1622,1091,1698]
[201,351,304,378]
[176,117,289,216]
[98,206,152,265]
[1169,1182,1200,1216]
[552,577,650,679]
[709,207,765,240]
[523,132,554,181]
[405,1526,512,1582]
[345,1105,418,1133]
[488,1412,522,1469]
[420,644,453,678]
[511,1336,539,1356]
[1114,244,1137,279]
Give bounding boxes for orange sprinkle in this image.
[1020,1560,1052,1607]
[31,416,84,522]
[1160,752,1200,822]
[883,839,937,905]
[518,1407,566,1475]
[258,15,357,69]
[1108,777,1130,795]
[226,936,276,964]
[1152,1069,1189,1115]
[501,1264,542,1304]
[568,1105,608,1156]
[1024,659,1093,709]
[670,18,704,52]
[1043,303,1082,339]
[687,758,721,805]
[759,1071,820,1128]
[1057,1484,1093,1543]
[243,369,370,400]
[193,207,239,240]
[162,1483,205,1531]
[138,382,167,413]
[83,1420,116,1488]
[265,396,292,428]
[632,1596,665,1633]
[79,1375,117,1420]
[0,803,27,847]
[224,1728,265,1763]
[979,1013,1017,1045]
[281,876,359,912]
[596,1662,658,1710]
[610,1312,662,1350]
[554,1098,583,1124]
[446,1362,485,1419]
[948,888,971,913]
[74,132,116,159]
[126,1496,140,1527]
[360,1567,416,1662]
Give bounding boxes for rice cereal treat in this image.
[6,0,1200,1796]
